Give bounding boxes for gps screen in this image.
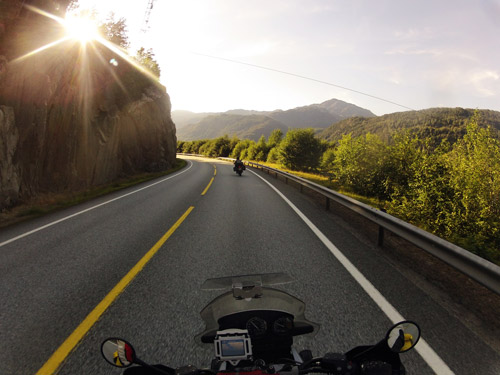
[221,339,245,357]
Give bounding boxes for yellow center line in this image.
[201,177,214,195]
[201,165,217,195]
[36,206,195,375]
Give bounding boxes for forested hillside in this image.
[319,108,500,144]
[176,113,288,141]
[171,110,215,129]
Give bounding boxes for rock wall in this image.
[0,106,20,208]
[0,1,177,210]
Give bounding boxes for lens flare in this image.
[14,4,159,83]
[64,15,99,44]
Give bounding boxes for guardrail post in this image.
[378,226,385,246]
[378,208,386,246]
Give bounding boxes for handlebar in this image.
[101,321,420,375]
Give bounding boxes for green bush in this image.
[278,128,324,171]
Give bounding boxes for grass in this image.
[0,159,187,228]
[251,160,386,209]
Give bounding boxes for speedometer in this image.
[273,316,293,334]
[246,317,268,337]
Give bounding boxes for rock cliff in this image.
[0,1,177,210]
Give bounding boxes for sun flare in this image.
[64,15,99,44]
[13,4,159,83]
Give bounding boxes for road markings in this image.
[249,169,455,375]
[201,165,217,195]
[201,178,214,195]
[36,206,195,375]
[0,161,194,248]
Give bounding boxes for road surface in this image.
[0,156,498,374]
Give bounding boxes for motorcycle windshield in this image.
[195,273,319,344]
[201,273,294,290]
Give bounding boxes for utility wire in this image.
[191,52,416,111]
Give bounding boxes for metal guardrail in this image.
[214,156,500,295]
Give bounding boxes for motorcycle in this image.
[233,162,245,176]
[101,273,420,375]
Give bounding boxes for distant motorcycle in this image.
[101,273,421,375]
[233,160,246,176]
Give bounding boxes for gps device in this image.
[214,329,252,365]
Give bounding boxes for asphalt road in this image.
[1,156,499,374]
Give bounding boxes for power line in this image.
[191,52,416,111]
[141,0,156,33]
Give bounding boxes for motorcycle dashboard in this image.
[200,310,314,343]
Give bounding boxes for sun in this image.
[63,15,99,44]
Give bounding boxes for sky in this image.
[70,0,500,115]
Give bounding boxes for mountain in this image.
[174,98,375,141]
[225,109,269,116]
[312,98,376,118]
[171,110,215,129]
[267,106,341,129]
[176,114,288,141]
[318,108,500,144]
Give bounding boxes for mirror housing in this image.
[386,321,421,353]
[101,338,136,368]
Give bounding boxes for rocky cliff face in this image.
[0,1,177,210]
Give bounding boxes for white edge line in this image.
[249,169,455,375]
[0,161,193,248]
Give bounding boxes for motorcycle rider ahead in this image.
[233,157,245,175]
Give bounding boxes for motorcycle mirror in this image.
[101,338,136,368]
[386,321,421,353]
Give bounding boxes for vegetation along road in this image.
[0,156,499,374]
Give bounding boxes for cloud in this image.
[394,27,434,41]
[469,70,499,97]
[385,47,442,56]
[427,67,499,98]
[470,70,499,83]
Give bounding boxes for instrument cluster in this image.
[217,310,295,339]
[245,315,293,337]
[245,315,294,337]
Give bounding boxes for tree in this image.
[240,140,257,160]
[136,47,161,78]
[320,147,336,177]
[267,129,284,149]
[266,147,280,163]
[252,135,270,161]
[386,142,453,235]
[185,139,207,154]
[99,13,129,48]
[231,140,252,159]
[177,140,185,153]
[333,133,387,197]
[382,132,431,200]
[278,129,324,171]
[201,136,232,157]
[444,112,500,260]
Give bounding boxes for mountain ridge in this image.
[174,98,375,141]
[318,107,500,144]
